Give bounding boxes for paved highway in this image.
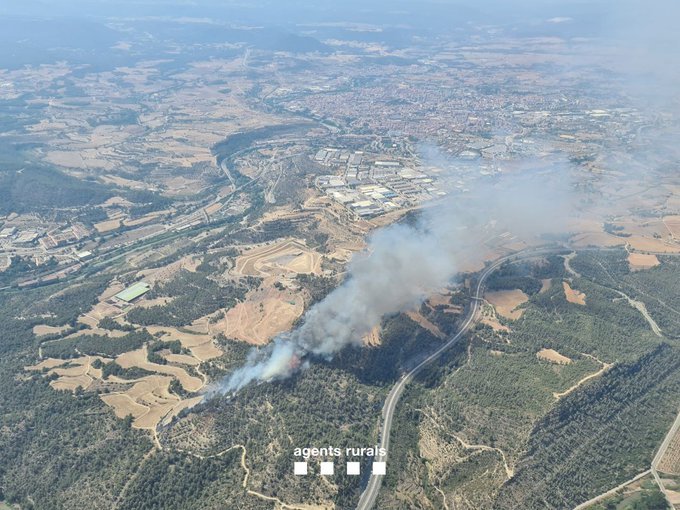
[356,247,556,510]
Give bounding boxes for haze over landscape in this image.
[0,1,679,509]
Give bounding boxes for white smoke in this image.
[217,217,462,392]
[212,157,573,394]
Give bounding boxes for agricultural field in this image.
[628,253,661,271]
[658,430,680,475]
[485,289,529,320]
[536,348,572,365]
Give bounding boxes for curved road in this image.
[356,247,556,510]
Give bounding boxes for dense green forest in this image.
[0,165,112,214]
[41,329,153,359]
[118,449,271,510]
[0,283,153,509]
[495,344,680,508]
[571,250,680,338]
[378,251,680,509]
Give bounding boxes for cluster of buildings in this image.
[278,52,652,169]
[0,226,40,247]
[314,148,364,168]
[314,149,446,218]
[39,224,91,250]
[0,215,96,272]
[1,222,92,251]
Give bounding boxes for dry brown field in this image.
[26,355,111,393]
[51,374,94,392]
[427,291,455,308]
[628,236,680,253]
[485,290,529,320]
[481,314,511,333]
[143,326,222,361]
[100,393,149,420]
[405,311,446,339]
[570,232,626,248]
[103,196,133,207]
[658,428,680,475]
[628,252,660,271]
[204,202,223,215]
[536,348,572,365]
[101,174,149,190]
[116,347,203,392]
[563,281,586,305]
[664,215,680,239]
[32,324,70,336]
[163,353,201,366]
[100,374,187,429]
[137,255,200,286]
[189,343,223,361]
[363,325,382,346]
[25,358,69,371]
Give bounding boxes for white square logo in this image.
[320,462,334,475]
[372,462,386,475]
[347,462,361,475]
[294,462,308,475]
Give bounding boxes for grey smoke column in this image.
[217,211,462,393]
[214,159,571,394]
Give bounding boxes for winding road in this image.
[356,247,555,510]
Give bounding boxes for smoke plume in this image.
[209,156,572,395]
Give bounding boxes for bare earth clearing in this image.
[563,281,587,305]
[216,283,304,345]
[536,348,572,365]
[539,278,552,293]
[233,239,322,277]
[32,324,70,336]
[485,289,529,320]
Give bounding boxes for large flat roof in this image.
[114,281,151,302]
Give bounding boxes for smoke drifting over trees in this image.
[211,157,573,395]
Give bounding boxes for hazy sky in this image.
[0,0,616,27]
